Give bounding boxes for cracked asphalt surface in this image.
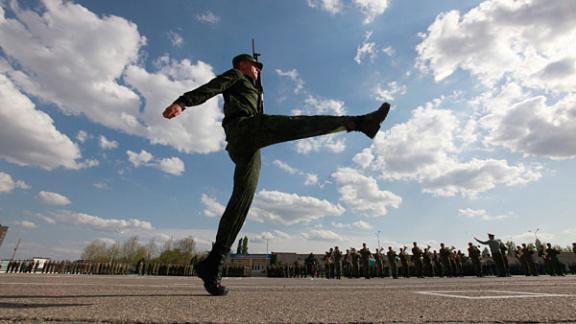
[1,273,575,323]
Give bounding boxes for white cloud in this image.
[0,171,29,193]
[480,85,576,160]
[76,130,88,143]
[127,150,153,167]
[0,74,90,170]
[353,0,390,24]
[355,101,542,198]
[51,210,153,232]
[382,46,395,57]
[99,135,119,150]
[0,2,225,155]
[332,167,401,217]
[301,95,347,116]
[307,0,343,15]
[0,0,144,134]
[167,31,183,47]
[416,0,576,161]
[354,31,377,64]
[352,220,373,230]
[416,0,576,91]
[249,190,345,225]
[123,57,225,154]
[273,160,319,186]
[195,11,220,24]
[302,229,344,242]
[275,69,305,94]
[201,194,225,218]
[38,191,71,206]
[458,208,511,221]
[158,157,185,176]
[14,220,37,229]
[273,160,299,175]
[295,136,346,154]
[374,81,407,102]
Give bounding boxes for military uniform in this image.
[386,247,398,279]
[171,54,390,295]
[359,244,372,279]
[411,244,423,278]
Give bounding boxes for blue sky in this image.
[1,0,575,259]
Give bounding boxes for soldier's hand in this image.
[162,103,183,119]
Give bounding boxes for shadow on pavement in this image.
[0,302,90,309]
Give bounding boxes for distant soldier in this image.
[411,242,424,278]
[453,250,464,277]
[374,248,384,278]
[351,248,360,278]
[439,243,452,277]
[359,243,372,279]
[333,246,343,279]
[522,243,538,276]
[474,234,507,277]
[305,252,317,278]
[343,249,352,278]
[545,243,564,276]
[399,247,410,278]
[386,246,398,279]
[468,242,482,277]
[499,241,510,276]
[422,246,434,277]
[324,248,334,279]
[432,250,442,277]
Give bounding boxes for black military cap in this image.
[232,54,263,70]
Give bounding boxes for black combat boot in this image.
[196,246,229,296]
[350,102,391,139]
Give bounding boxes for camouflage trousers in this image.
[213,114,350,252]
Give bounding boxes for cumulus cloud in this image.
[458,208,512,221]
[0,1,225,156]
[0,171,29,193]
[50,210,153,232]
[374,81,407,102]
[195,11,220,24]
[416,0,576,90]
[99,135,119,150]
[127,150,185,175]
[354,101,542,198]
[76,131,88,143]
[273,160,319,186]
[167,31,183,47]
[127,150,153,167]
[308,0,389,24]
[354,31,377,64]
[307,0,343,15]
[353,0,389,24]
[275,69,305,94]
[158,157,185,176]
[249,190,345,225]
[302,229,344,241]
[0,74,90,170]
[14,220,37,229]
[38,191,71,206]
[332,167,401,217]
[201,194,225,218]
[416,0,576,160]
[352,220,373,230]
[479,84,576,160]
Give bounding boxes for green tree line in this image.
[81,236,198,266]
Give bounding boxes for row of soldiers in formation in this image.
[298,236,570,279]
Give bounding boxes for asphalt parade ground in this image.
[0,274,575,323]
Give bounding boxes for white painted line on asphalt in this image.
[416,290,574,299]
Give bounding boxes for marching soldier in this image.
[359,243,372,279]
[333,246,343,279]
[399,247,410,278]
[163,52,391,295]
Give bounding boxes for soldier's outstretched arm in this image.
[474,237,487,245]
[162,69,241,119]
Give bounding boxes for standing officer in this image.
[163,54,391,295]
[334,246,343,279]
[475,234,507,277]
